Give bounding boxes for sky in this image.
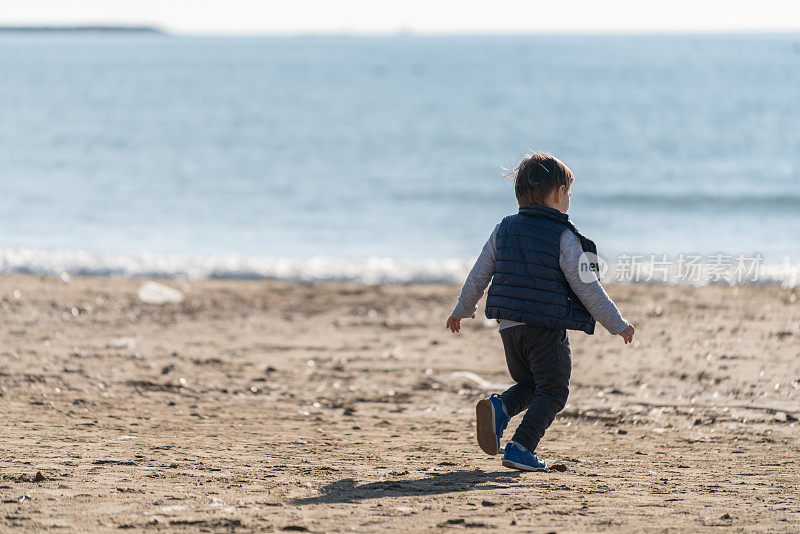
[2,0,800,35]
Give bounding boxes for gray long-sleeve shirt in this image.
[451,223,629,335]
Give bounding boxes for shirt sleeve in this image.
[451,223,500,319]
[559,230,629,335]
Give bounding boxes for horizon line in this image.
[2,24,800,38]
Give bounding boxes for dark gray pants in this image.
[498,324,571,452]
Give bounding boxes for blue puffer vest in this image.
[484,204,598,335]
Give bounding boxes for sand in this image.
[0,273,799,532]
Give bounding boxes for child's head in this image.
[513,152,574,213]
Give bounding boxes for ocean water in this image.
[1,33,800,284]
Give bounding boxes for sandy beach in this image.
[1,273,799,532]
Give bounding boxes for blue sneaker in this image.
[502,441,546,471]
[475,394,509,455]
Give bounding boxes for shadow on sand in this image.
[292,469,522,505]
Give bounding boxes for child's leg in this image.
[497,327,536,417]
[474,326,533,455]
[506,326,571,452]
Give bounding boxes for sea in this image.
[2,33,799,285]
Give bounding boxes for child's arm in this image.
[559,230,635,343]
[446,224,500,333]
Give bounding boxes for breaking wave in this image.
[0,247,798,287]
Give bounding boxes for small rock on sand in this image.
[137,282,183,305]
[108,337,137,349]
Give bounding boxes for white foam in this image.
[0,247,472,284]
[0,247,797,287]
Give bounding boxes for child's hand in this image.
[446,314,475,333]
[618,324,635,344]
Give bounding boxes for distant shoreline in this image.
[0,28,795,38]
[0,25,166,34]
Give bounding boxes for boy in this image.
[446,152,635,472]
